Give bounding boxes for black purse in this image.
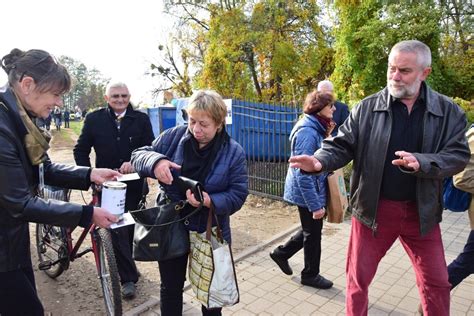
[131,176,204,262]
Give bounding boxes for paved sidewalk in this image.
[127,211,473,315]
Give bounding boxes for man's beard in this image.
[387,77,422,99]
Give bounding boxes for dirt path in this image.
[32,128,300,315]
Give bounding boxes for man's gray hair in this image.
[317,80,334,92]
[105,81,129,96]
[390,40,432,68]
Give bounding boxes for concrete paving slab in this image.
[126,211,474,315]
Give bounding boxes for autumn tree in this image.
[197,0,334,102]
[157,0,333,102]
[59,56,108,112]
[331,1,442,104]
[437,0,473,100]
[148,23,206,98]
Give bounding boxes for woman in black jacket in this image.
[0,48,120,315]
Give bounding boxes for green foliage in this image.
[194,0,334,102]
[69,121,84,137]
[332,1,442,105]
[160,0,473,105]
[60,56,108,111]
[198,8,256,99]
[454,97,474,125]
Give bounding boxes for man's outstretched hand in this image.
[289,155,322,172]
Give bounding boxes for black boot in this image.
[301,275,333,289]
[269,248,293,275]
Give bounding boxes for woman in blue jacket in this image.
[132,90,248,316]
[270,90,335,289]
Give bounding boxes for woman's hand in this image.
[90,168,122,185]
[186,189,211,208]
[153,160,181,185]
[118,162,134,174]
[313,208,325,220]
[92,207,119,228]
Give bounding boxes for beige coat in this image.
[453,127,474,229]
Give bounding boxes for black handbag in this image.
[131,176,204,262]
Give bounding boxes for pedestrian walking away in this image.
[449,125,474,288]
[270,90,335,290]
[63,108,70,128]
[288,40,470,315]
[53,105,62,131]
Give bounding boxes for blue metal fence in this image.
[228,100,301,199]
[155,98,302,200]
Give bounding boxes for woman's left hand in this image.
[186,189,211,208]
[90,168,122,185]
[312,208,325,220]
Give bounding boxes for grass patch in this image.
[51,128,71,143]
[69,121,83,137]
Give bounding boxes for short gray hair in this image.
[389,40,432,68]
[317,80,334,92]
[105,81,129,96]
[186,90,227,129]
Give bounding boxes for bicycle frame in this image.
[36,190,122,315]
[62,193,101,270]
[64,223,101,270]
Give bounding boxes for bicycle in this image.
[35,186,122,315]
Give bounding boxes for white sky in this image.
[1,0,174,105]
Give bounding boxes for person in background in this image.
[73,81,154,299]
[44,112,52,130]
[288,40,469,315]
[0,48,120,315]
[132,90,248,316]
[270,91,335,289]
[75,107,82,121]
[63,108,70,128]
[317,80,349,136]
[449,125,474,288]
[53,105,62,131]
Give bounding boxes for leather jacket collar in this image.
[374,82,443,117]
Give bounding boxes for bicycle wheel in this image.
[95,228,122,316]
[35,223,69,278]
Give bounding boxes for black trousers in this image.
[107,184,144,285]
[448,229,474,289]
[0,267,44,315]
[110,223,139,284]
[275,206,323,279]
[158,254,222,316]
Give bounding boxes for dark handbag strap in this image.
[131,175,205,227]
[130,200,203,227]
[206,205,224,242]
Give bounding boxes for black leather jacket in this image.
[0,86,92,272]
[315,83,470,235]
